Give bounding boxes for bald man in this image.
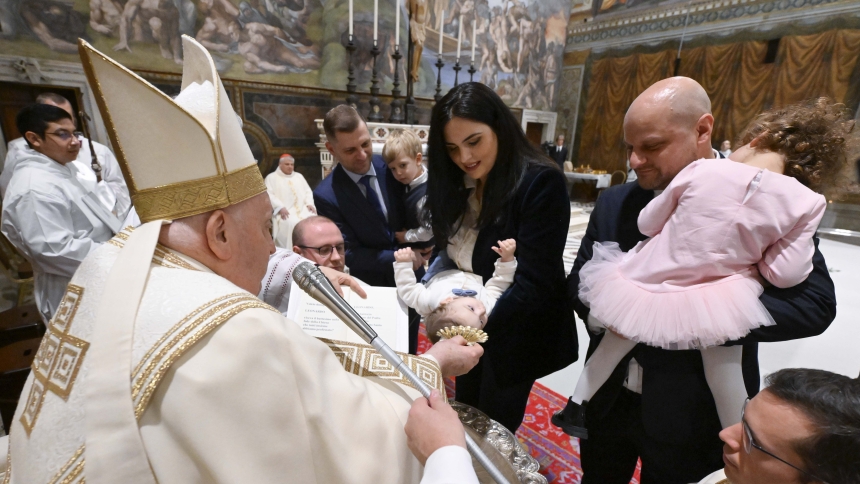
[560,77,836,483]
[292,215,347,273]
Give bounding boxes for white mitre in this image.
[79,36,265,222]
[74,36,267,484]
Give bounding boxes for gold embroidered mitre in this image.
[78,36,266,223]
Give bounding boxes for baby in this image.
[393,239,517,343]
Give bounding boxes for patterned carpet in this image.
[417,324,641,484]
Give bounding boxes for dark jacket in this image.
[567,181,837,444]
[473,163,578,385]
[313,155,407,287]
[550,145,568,170]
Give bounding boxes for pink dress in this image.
[579,158,826,350]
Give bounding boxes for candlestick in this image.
[368,41,383,121]
[453,57,461,86]
[373,0,378,42]
[390,46,404,123]
[434,56,444,102]
[456,16,462,60]
[395,0,400,46]
[348,0,353,37]
[468,62,476,82]
[438,10,444,53]
[471,19,476,62]
[345,37,358,108]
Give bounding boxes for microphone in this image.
[292,262,510,484]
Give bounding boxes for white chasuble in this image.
[265,169,315,248]
[5,228,441,484]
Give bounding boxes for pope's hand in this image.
[425,336,483,378]
[317,266,367,299]
[405,389,466,466]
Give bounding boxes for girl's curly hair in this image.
[737,98,855,193]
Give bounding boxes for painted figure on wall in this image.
[0,0,88,53]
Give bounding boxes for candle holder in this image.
[453,58,461,86]
[367,41,383,122]
[345,36,359,109]
[468,62,476,83]
[434,56,444,102]
[389,46,405,124]
[405,32,416,124]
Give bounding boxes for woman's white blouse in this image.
[446,175,481,273]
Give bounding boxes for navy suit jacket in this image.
[313,155,407,287]
[567,180,837,445]
[470,163,578,385]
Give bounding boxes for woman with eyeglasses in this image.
[698,368,860,484]
[424,82,577,432]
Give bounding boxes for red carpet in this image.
[417,324,642,484]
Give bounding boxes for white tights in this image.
[570,330,747,428]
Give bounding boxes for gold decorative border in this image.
[48,446,85,484]
[320,338,445,395]
[132,297,277,418]
[132,164,265,223]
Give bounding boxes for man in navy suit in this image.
[314,105,428,287]
[559,77,837,483]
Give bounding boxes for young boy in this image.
[382,129,433,248]
[393,239,517,343]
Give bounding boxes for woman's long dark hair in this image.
[425,83,555,249]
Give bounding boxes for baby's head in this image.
[383,128,424,185]
[736,97,855,192]
[425,296,487,344]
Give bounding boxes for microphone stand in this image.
[78,111,103,183]
[294,263,510,484]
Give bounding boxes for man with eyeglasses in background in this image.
[292,215,349,273]
[1,104,122,322]
[698,368,860,484]
[2,93,132,223]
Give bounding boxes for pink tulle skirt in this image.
[579,242,775,350]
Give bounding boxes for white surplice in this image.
[4,227,466,483]
[0,151,121,322]
[2,137,133,222]
[265,169,315,248]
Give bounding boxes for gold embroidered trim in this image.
[320,338,445,395]
[21,286,89,435]
[105,230,197,271]
[133,298,278,418]
[48,446,84,484]
[131,293,248,378]
[132,164,265,223]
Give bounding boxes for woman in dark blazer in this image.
[425,83,578,432]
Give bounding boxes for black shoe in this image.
[551,398,588,439]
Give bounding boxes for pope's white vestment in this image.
[2,137,133,221]
[265,168,315,248]
[5,227,448,483]
[0,151,121,322]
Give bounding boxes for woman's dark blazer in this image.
[471,162,578,385]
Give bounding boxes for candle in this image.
[471,19,476,62]
[438,11,445,54]
[395,0,400,47]
[373,0,378,43]
[348,0,353,38]
[456,16,462,60]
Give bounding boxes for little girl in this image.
[393,239,516,343]
[553,98,852,438]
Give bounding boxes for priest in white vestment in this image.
[1,93,133,223]
[3,36,482,484]
[1,104,122,322]
[265,153,316,248]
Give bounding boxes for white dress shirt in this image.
[447,175,481,272]
[421,446,479,484]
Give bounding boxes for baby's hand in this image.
[394,247,415,263]
[491,239,516,262]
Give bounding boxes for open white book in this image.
[286,280,409,352]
